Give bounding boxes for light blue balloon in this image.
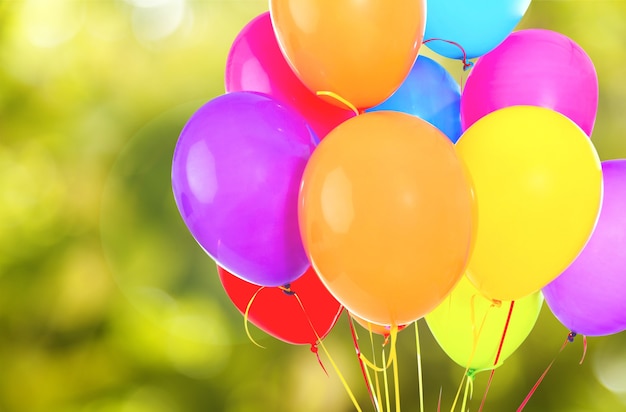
[424,0,531,60]
[367,56,461,143]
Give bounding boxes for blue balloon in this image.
[424,0,531,60]
[367,56,461,143]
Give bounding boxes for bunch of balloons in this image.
[170,0,626,401]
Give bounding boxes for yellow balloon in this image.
[425,276,543,373]
[456,106,602,301]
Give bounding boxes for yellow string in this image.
[369,325,384,412]
[415,322,424,412]
[349,314,380,411]
[365,356,384,412]
[450,297,496,412]
[390,325,401,412]
[243,286,266,349]
[386,325,398,369]
[450,375,466,412]
[382,347,391,412]
[460,374,473,412]
[292,293,363,412]
[360,352,387,372]
[316,91,360,116]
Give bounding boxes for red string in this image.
[280,284,330,375]
[516,332,577,411]
[580,335,588,365]
[437,386,443,412]
[348,314,377,409]
[477,300,516,412]
[310,344,329,376]
[422,38,474,71]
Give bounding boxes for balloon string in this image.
[580,335,588,365]
[393,351,401,412]
[316,91,360,116]
[477,300,516,412]
[437,387,443,412]
[422,38,474,71]
[243,286,266,348]
[516,332,578,412]
[292,292,362,412]
[460,70,466,92]
[460,373,474,412]
[390,325,401,412]
[369,325,385,412]
[278,284,331,374]
[364,355,382,412]
[450,375,466,412]
[450,296,496,412]
[359,332,397,373]
[310,344,329,376]
[415,322,424,412]
[387,325,398,367]
[382,346,391,412]
[348,314,378,409]
[360,352,387,372]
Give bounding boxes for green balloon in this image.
[425,276,543,373]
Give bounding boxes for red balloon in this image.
[225,12,354,139]
[218,265,343,346]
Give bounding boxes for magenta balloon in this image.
[461,29,598,136]
[225,12,353,139]
[543,160,626,336]
[171,91,316,287]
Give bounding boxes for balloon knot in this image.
[279,284,296,296]
[568,332,577,343]
[467,369,477,380]
[382,334,390,347]
[463,60,474,71]
[311,343,329,376]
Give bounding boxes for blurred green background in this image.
[1,1,626,411]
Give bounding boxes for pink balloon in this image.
[225,12,354,139]
[461,29,598,136]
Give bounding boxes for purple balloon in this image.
[171,91,316,286]
[543,159,626,336]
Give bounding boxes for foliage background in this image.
[1,1,625,411]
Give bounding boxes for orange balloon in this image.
[298,111,475,326]
[350,313,407,337]
[269,0,426,110]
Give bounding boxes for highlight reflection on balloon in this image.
[367,55,462,143]
[299,111,474,326]
[543,159,626,337]
[172,91,316,287]
[270,0,427,109]
[456,106,603,301]
[461,29,599,136]
[426,276,543,372]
